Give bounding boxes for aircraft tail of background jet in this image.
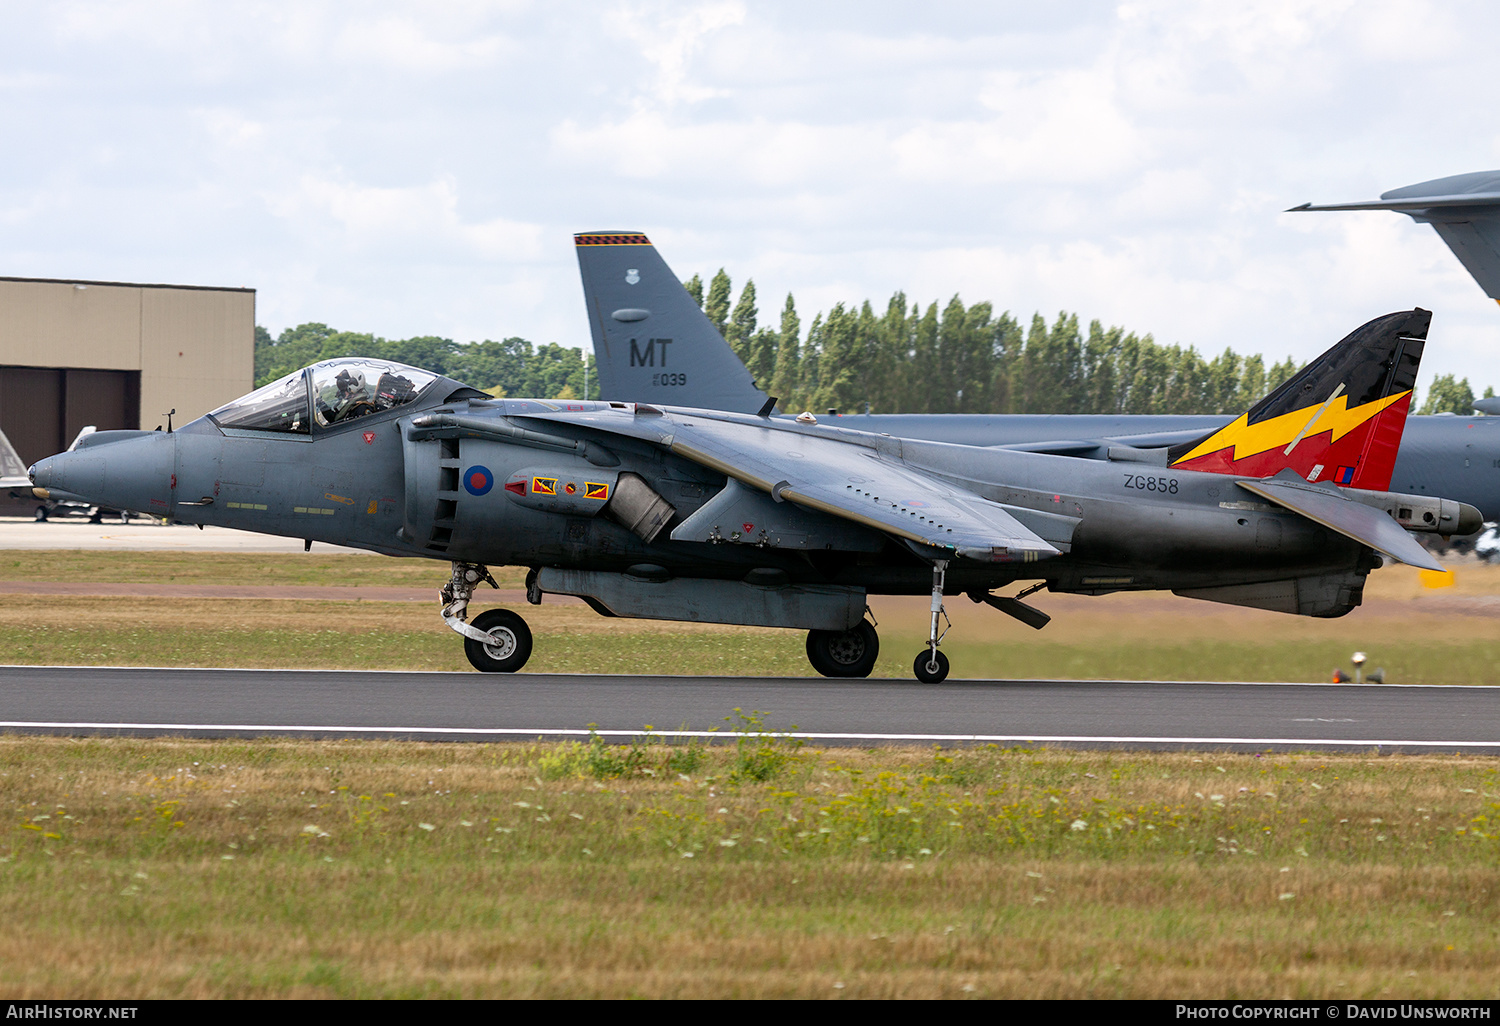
[574,231,772,414]
[1166,309,1427,491]
[1292,170,1500,303]
[0,425,30,489]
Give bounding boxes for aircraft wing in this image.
[509,405,1061,564]
[1236,477,1444,572]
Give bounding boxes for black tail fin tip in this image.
[574,231,771,414]
[1246,308,1427,427]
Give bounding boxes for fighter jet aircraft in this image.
[28,302,1478,681]
[577,232,1500,520]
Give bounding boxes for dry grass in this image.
[0,556,1496,681]
[0,737,1496,998]
[0,550,515,589]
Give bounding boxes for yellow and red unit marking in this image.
[584,481,610,500]
[532,477,557,496]
[1169,390,1411,490]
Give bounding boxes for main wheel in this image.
[464,609,533,673]
[913,649,950,684]
[805,622,879,678]
[33,507,47,522]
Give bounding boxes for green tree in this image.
[747,327,778,395]
[1419,374,1476,415]
[770,294,802,411]
[798,313,824,410]
[705,270,732,340]
[811,303,861,413]
[683,274,704,309]
[726,279,759,367]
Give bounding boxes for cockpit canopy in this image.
[210,359,441,435]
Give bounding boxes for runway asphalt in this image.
[1,665,1497,753]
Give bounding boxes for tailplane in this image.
[575,232,771,414]
[1167,309,1428,491]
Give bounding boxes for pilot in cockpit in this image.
[332,369,378,422]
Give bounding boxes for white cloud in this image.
[2,0,1500,390]
[606,1,746,107]
[264,175,544,261]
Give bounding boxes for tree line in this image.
[254,324,594,401]
[253,275,1493,415]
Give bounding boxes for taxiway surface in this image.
[1,666,1496,753]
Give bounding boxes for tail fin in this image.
[575,231,770,414]
[1167,309,1428,490]
[1292,171,1500,303]
[0,426,28,485]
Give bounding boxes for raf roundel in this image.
[463,466,495,497]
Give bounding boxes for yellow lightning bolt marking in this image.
[1171,390,1411,465]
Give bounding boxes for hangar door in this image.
[0,367,141,467]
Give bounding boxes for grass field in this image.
[0,736,1496,998]
[0,552,1496,682]
[1,553,1497,997]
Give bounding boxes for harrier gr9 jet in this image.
[29,305,1477,682]
[577,232,1500,520]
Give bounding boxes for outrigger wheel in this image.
[913,650,950,684]
[912,559,952,683]
[805,621,879,678]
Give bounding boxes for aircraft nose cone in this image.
[28,458,53,491]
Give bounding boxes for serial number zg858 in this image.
[1123,474,1178,493]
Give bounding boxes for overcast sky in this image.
[3,1,1499,396]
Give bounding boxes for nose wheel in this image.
[441,561,534,673]
[464,608,533,673]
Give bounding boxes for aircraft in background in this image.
[0,427,28,495]
[28,304,1477,681]
[575,231,1500,520]
[1292,170,1500,322]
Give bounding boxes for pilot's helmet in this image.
[335,369,362,395]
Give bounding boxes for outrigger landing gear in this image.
[913,560,951,683]
[442,561,534,673]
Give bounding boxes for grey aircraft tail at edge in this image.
[1292,169,1500,304]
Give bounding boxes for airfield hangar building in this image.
[0,275,254,481]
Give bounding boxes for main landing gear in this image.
[806,620,879,678]
[442,561,534,673]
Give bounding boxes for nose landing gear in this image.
[441,561,534,673]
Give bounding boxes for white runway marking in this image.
[2,720,1497,749]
